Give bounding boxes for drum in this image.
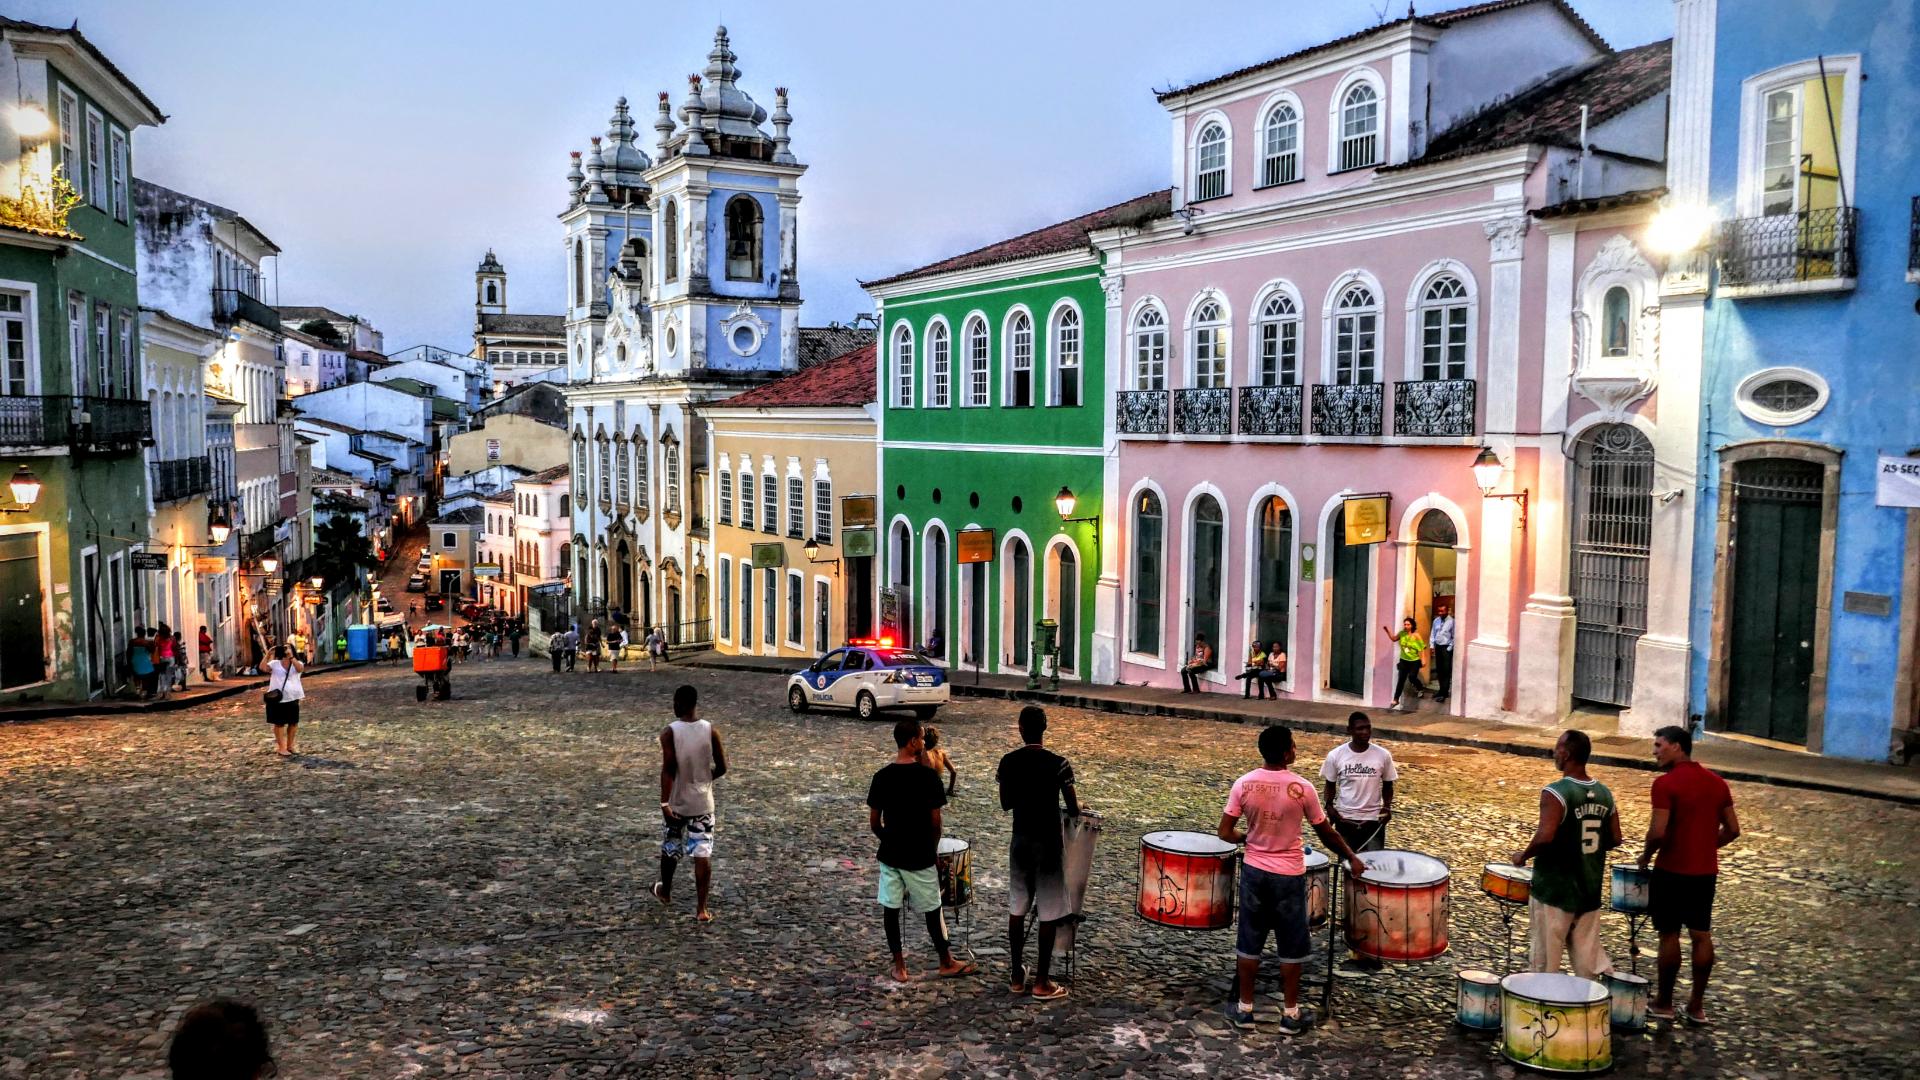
[1456,968,1503,1031]
[1138,831,1237,930]
[1609,864,1651,915]
[1344,850,1450,962]
[1303,849,1331,928]
[1481,863,1534,905]
[1606,970,1650,1031]
[1055,810,1104,955]
[1500,973,1612,1074]
[936,838,973,909]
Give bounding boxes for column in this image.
[1465,217,1529,717]
[1515,228,1579,723]
[1091,273,1125,684]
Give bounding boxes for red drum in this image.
[1138,831,1237,930]
[1303,849,1332,927]
[1344,850,1451,962]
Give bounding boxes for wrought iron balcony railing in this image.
[211,288,283,333]
[1172,388,1231,436]
[1236,384,1303,437]
[0,394,151,450]
[151,455,213,504]
[1393,379,1477,437]
[1715,206,1858,289]
[0,395,69,446]
[238,523,280,564]
[1115,389,1169,435]
[1310,382,1384,437]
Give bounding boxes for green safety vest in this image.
[1531,776,1615,915]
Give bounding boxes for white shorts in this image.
[1529,897,1612,981]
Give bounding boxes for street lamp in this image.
[309,575,325,591]
[260,553,280,574]
[1054,486,1101,560]
[1,465,42,512]
[1471,447,1528,529]
[802,537,839,576]
[208,513,232,544]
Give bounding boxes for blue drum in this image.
[1610,864,1651,915]
[1457,968,1502,1030]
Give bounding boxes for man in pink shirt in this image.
[1218,725,1367,1034]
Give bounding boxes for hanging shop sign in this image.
[957,528,995,564]
[841,494,877,528]
[472,562,503,578]
[1342,494,1391,546]
[1876,455,1920,508]
[193,556,231,576]
[842,527,876,559]
[752,542,785,569]
[129,552,168,572]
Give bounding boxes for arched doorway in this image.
[668,585,683,643]
[1327,506,1369,695]
[637,569,653,630]
[1005,536,1032,668]
[694,572,709,639]
[1188,495,1224,671]
[1252,495,1293,665]
[1572,425,1654,706]
[923,526,947,659]
[889,520,913,645]
[1047,542,1080,674]
[1410,509,1458,701]
[614,539,634,615]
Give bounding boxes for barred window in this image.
[1339,83,1380,171]
[1194,122,1227,200]
[1261,103,1300,187]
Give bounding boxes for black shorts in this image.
[266,699,301,726]
[1650,870,1716,933]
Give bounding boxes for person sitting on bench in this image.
[1179,633,1215,693]
[1236,643,1269,698]
[1257,644,1286,700]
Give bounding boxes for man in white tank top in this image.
[651,684,728,922]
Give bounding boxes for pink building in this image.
[1094,2,1696,732]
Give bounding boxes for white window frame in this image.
[634,430,651,511]
[1257,91,1304,188]
[1130,299,1168,391]
[813,575,832,656]
[738,469,755,530]
[718,466,733,525]
[891,323,915,408]
[960,312,990,407]
[1248,281,1303,387]
[1402,261,1478,381]
[717,554,732,643]
[1735,55,1860,219]
[84,107,105,210]
[1002,305,1034,406]
[760,464,777,534]
[813,466,832,542]
[1190,112,1232,201]
[0,281,41,396]
[1574,238,1658,379]
[1185,293,1230,389]
[1046,300,1082,407]
[923,317,951,409]
[1328,68,1385,173]
[1735,366,1829,427]
[57,88,78,189]
[109,127,129,223]
[786,469,804,539]
[664,440,681,513]
[785,569,805,648]
[1321,271,1383,386]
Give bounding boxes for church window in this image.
[663,199,680,283]
[725,195,764,282]
[485,282,498,305]
[573,239,586,306]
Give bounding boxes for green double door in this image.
[0,535,44,688]
[1329,508,1369,696]
[1726,460,1822,744]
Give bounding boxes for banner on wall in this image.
[1876,455,1920,508]
[957,528,995,564]
[1342,494,1391,546]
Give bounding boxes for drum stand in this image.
[1618,910,1649,974]
[1019,907,1081,986]
[950,902,976,964]
[1490,898,1523,974]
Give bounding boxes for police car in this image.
[786,638,948,720]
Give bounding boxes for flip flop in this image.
[1029,984,1069,1002]
[694,910,715,924]
[1684,1010,1713,1027]
[1646,1003,1677,1020]
[938,961,978,979]
[650,882,670,907]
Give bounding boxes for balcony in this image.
[1236,384,1303,437]
[238,523,280,564]
[1115,389,1168,436]
[1310,382,1384,437]
[0,394,151,450]
[151,455,212,504]
[1393,379,1477,438]
[1715,207,1858,295]
[1172,388,1231,436]
[211,288,283,333]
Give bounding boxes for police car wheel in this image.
[856,691,878,720]
[788,686,809,713]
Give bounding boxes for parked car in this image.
[376,596,395,614]
[424,594,445,612]
[461,601,495,621]
[785,639,947,720]
[406,574,427,592]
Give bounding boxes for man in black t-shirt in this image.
[996,706,1080,1001]
[867,717,976,983]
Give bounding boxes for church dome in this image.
[682,26,769,142]
[601,97,652,191]
[477,249,504,274]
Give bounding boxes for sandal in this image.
[1684,1010,1713,1027]
[1009,965,1030,996]
[1029,983,1069,1002]
[650,882,670,907]
[938,961,978,979]
[1646,1003,1677,1020]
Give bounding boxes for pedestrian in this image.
[128,626,156,700]
[1257,642,1286,700]
[606,622,625,672]
[584,619,603,673]
[153,622,176,700]
[646,625,666,671]
[1511,730,1620,981]
[1178,633,1214,693]
[1236,641,1268,698]
[1637,725,1739,1025]
[510,624,522,658]
[550,630,564,673]
[563,625,578,672]
[1219,724,1367,1033]
[198,625,216,683]
[868,716,976,983]
[264,644,305,758]
[166,998,275,1080]
[1429,603,1456,704]
[996,705,1080,1000]
[288,628,309,665]
[172,631,191,691]
[1381,617,1426,710]
[1320,710,1397,971]
[920,724,957,796]
[651,684,727,923]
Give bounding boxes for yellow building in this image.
[706,344,876,659]
[443,412,566,477]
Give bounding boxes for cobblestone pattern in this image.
[2,659,1916,1078]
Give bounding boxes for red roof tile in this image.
[861,191,1170,290]
[708,344,876,409]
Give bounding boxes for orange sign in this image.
[1343,495,1390,546]
[957,528,995,564]
[840,494,876,527]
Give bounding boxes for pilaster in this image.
[1091,272,1126,684]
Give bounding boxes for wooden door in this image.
[1727,459,1823,743]
[0,535,44,688]
[1329,508,1369,695]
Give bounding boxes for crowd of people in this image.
[544,617,673,674]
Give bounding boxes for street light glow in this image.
[1055,486,1076,519]
[11,104,51,139]
[1471,447,1504,495]
[1648,203,1714,255]
[260,554,280,574]
[7,465,42,509]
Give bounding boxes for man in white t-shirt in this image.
[1321,711,1398,971]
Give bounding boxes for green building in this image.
[863,191,1166,683]
[0,19,164,701]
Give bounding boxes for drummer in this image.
[1219,725,1367,1034]
[1322,711,1397,972]
[996,706,1080,1001]
[1510,730,1620,980]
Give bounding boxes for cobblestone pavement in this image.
[3,659,1916,1078]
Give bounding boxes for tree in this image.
[308,512,378,591]
[299,319,344,347]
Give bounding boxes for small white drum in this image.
[1606,970,1650,1031]
[1610,864,1651,915]
[1345,850,1450,962]
[1500,972,1612,1073]
[1303,848,1331,928]
[1456,968,1502,1030]
[1055,809,1103,955]
[936,838,973,909]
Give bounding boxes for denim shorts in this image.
[1236,863,1312,962]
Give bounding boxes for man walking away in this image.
[867,717,975,983]
[1638,725,1738,1025]
[652,684,727,923]
[1220,725,1367,1033]
[1321,711,1397,970]
[1429,603,1455,703]
[996,706,1080,1000]
[1512,730,1619,980]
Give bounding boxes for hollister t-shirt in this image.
[1320,742,1399,821]
[1224,767,1325,876]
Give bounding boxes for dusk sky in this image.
[19,0,1674,352]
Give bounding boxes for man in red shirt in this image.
[1636,725,1740,1025]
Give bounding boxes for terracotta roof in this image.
[1401,39,1671,167]
[482,489,515,505]
[708,343,875,409]
[798,325,876,369]
[478,312,565,337]
[1154,0,1608,102]
[0,218,81,243]
[862,190,1171,290]
[431,505,484,527]
[1532,186,1667,220]
[517,464,572,485]
[348,349,390,364]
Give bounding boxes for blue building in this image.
[1670,0,1920,761]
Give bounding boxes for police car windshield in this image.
[872,649,933,667]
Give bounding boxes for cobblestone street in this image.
[2,658,1916,1078]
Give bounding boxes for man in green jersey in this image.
[1511,730,1620,979]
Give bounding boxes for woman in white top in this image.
[265,644,307,757]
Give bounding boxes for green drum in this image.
[1500,973,1612,1073]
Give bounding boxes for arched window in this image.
[1418,275,1470,380]
[926,321,950,408]
[1252,495,1293,663]
[1339,82,1380,170]
[572,239,586,306]
[1255,291,1299,386]
[484,282,498,305]
[1190,299,1227,388]
[1188,494,1224,663]
[1602,286,1631,357]
[1132,306,1167,391]
[1049,306,1081,407]
[1194,121,1228,200]
[739,470,755,529]
[1261,102,1300,186]
[596,435,611,504]
[892,324,915,408]
[572,435,587,501]
[1333,283,1379,385]
[1005,310,1033,406]
[633,432,650,511]
[662,199,679,283]
[664,441,681,513]
[1130,490,1163,656]
[962,315,989,407]
[724,195,764,281]
[613,434,630,507]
